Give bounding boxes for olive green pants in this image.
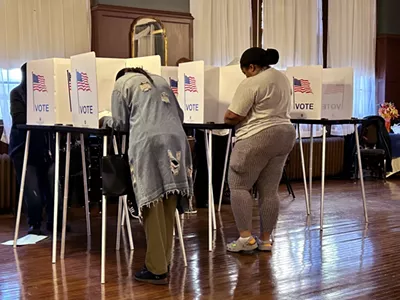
[142,195,177,275]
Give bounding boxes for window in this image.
[0,68,22,119]
[258,0,326,66]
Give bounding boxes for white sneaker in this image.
[226,236,258,253]
[256,237,273,252]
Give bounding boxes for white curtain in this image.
[328,0,376,136]
[263,0,323,138]
[0,70,18,143]
[137,26,156,57]
[190,0,251,67]
[0,0,91,143]
[263,0,322,69]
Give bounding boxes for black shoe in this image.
[46,223,71,233]
[134,266,168,285]
[28,224,42,235]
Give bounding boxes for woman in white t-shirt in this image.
[224,47,296,253]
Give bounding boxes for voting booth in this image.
[286,65,354,121]
[161,66,178,96]
[27,58,71,125]
[286,65,323,119]
[322,67,353,120]
[178,61,245,123]
[70,52,162,128]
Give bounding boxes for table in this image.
[183,123,234,251]
[387,133,400,177]
[13,124,121,284]
[13,124,206,283]
[290,118,368,229]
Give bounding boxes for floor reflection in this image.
[52,264,59,300]
[13,248,25,300]
[0,180,399,299]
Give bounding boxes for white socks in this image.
[239,236,253,243]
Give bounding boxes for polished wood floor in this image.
[1,179,400,299]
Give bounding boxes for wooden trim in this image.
[91,4,193,64]
[91,9,99,56]
[322,0,328,68]
[375,33,400,105]
[91,4,193,20]
[251,0,262,47]
[258,0,262,47]
[377,34,400,39]
[189,17,194,60]
[251,0,257,46]
[91,4,193,27]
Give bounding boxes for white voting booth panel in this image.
[178,61,217,123]
[178,61,245,123]
[70,52,125,128]
[70,52,162,128]
[205,65,245,123]
[218,65,245,122]
[161,66,178,97]
[27,58,71,125]
[126,55,161,76]
[286,66,323,119]
[97,58,127,113]
[322,67,353,120]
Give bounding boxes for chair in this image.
[252,158,294,200]
[355,117,388,180]
[283,156,295,199]
[282,167,295,199]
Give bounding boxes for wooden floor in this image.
[1,179,400,299]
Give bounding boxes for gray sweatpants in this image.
[228,124,296,235]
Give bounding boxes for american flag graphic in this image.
[184,74,198,93]
[32,73,48,92]
[76,71,91,92]
[324,83,344,94]
[170,78,178,94]
[67,70,71,91]
[293,78,312,94]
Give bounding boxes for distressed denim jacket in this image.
[104,73,193,211]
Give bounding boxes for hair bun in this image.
[240,47,279,68]
[265,48,279,65]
